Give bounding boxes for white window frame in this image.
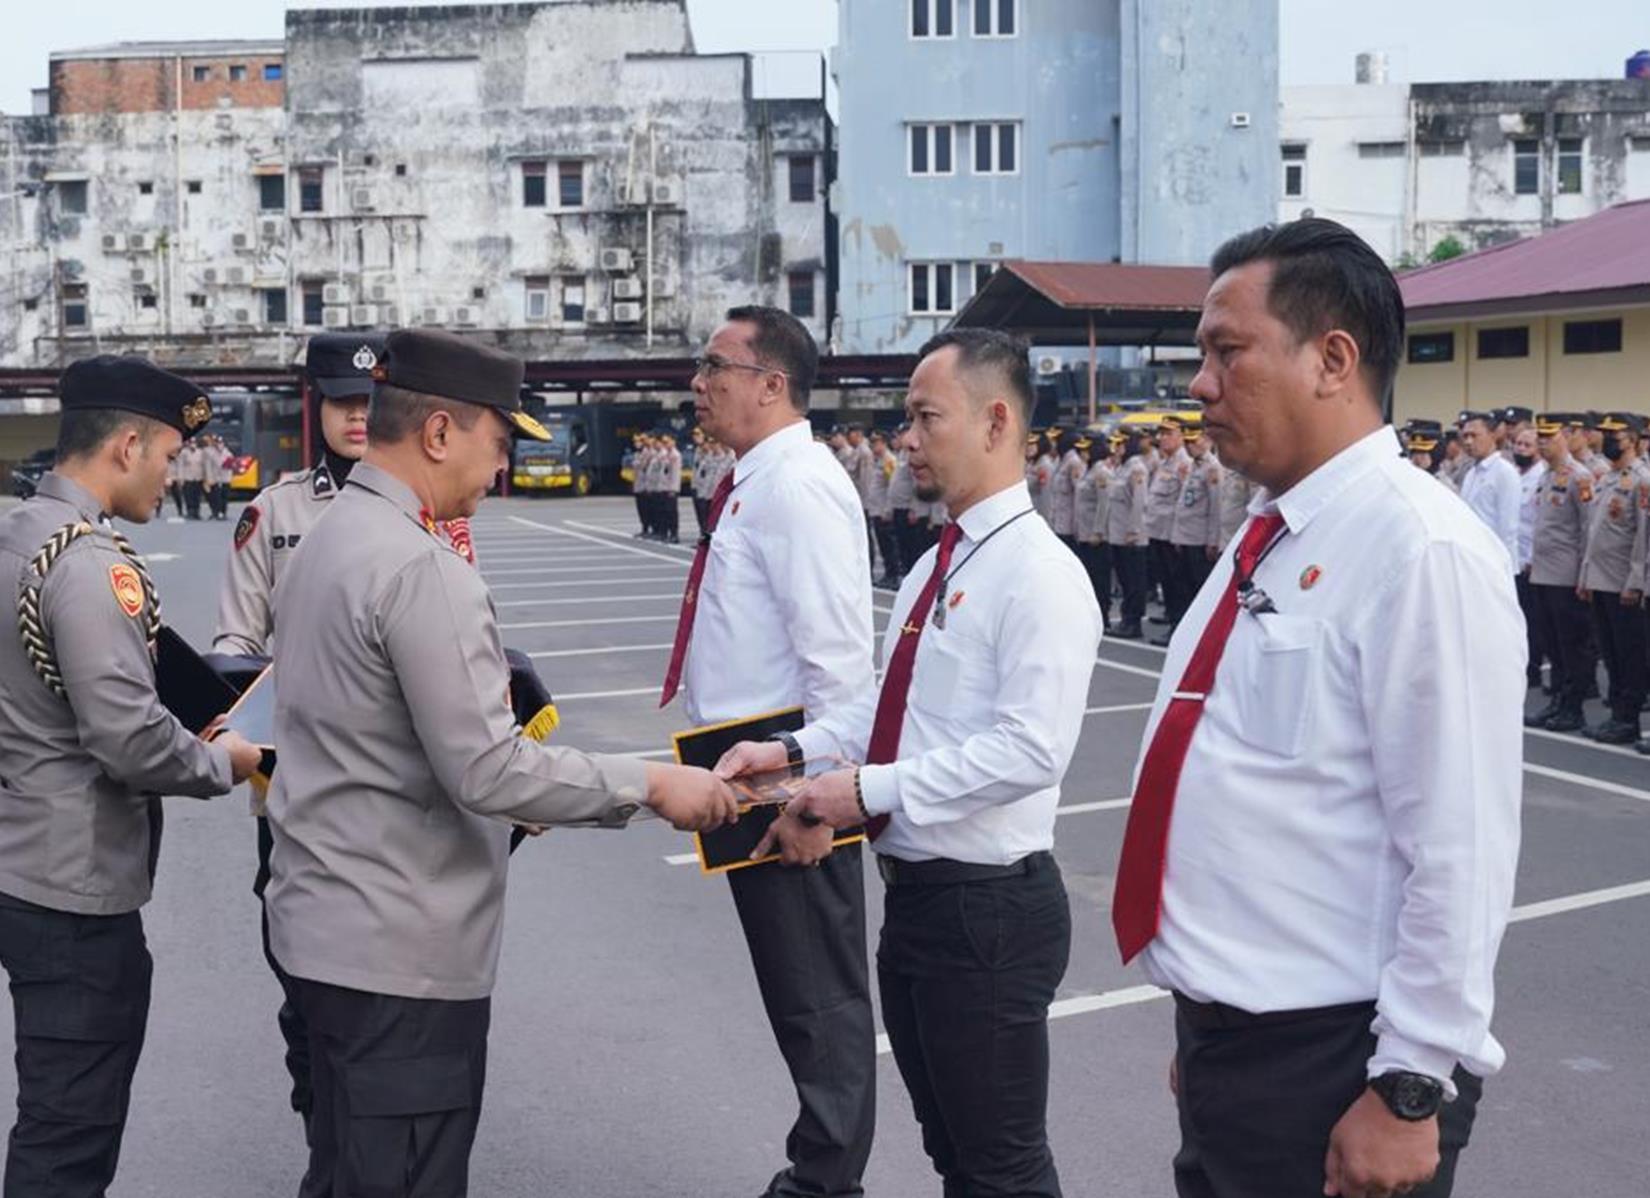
[1511,139,1540,195]
[524,276,551,323]
[973,0,1018,38]
[909,260,985,316]
[555,159,587,211]
[1281,143,1307,199]
[971,121,1021,175]
[560,276,587,325]
[909,0,957,40]
[1555,137,1585,196]
[908,123,956,177]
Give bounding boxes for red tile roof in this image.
[999,261,1210,311]
[1400,199,1650,318]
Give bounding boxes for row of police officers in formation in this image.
[1402,406,1650,752]
[162,433,236,520]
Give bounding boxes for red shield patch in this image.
[233,506,259,552]
[109,564,144,618]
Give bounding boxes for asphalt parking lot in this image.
[3,492,1645,1196]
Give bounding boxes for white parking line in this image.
[495,594,685,608]
[1084,703,1154,717]
[491,576,687,589]
[1523,762,1650,805]
[1093,657,1166,681]
[527,643,673,659]
[1508,878,1650,922]
[518,517,696,567]
[559,686,662,701]
[1524,726,1648,761]
[501,615,677,631]
[484,563,685,577]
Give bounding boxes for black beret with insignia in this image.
[305,332,388,399]
[373,329,548,440]
[59,355,212,439]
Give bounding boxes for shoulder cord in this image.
[18,521,160,702]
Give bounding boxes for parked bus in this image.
[208,391,305,494]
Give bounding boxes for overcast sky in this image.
[2,0,1645,112]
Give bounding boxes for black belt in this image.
[876,850,1051,888]
[1173,992,1376,1032]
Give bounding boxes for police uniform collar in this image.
[343,460,433,530]
[732,418,811,487]
[34,472,109,523]
[311,463,337,498]
[954,479,1034,545]
[1251,426,1401,536]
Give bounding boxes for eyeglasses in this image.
[692,355,788,380]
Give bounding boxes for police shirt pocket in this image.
[911,629,994,716]
[1229,615,1322,759]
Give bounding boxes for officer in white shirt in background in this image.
[1457,411,1522,569]
[724,329,1102,1198]
[1511,425,1550,689]
[666,305,877,1198]
[1114,218,1523,1198]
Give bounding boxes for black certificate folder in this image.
[672,707,866,875]
[155,625,240,736]
[221,665,277,779]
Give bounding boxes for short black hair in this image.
[1210,218,1405,412]
[725,305,818,411]
[916,328,1034,427]
[367,383,483,445]
[56,407,163,461]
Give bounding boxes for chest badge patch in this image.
[730,500,741,517]
[233,506,260,551]
[1299,564,1323,591]
[109,563,145,618]
[948,590,966,611]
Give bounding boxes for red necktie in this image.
[1112,512,1286,963]
[862,522,963,838]
[659,472,736,708]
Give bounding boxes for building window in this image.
[1477,327,1529,359]
[1563,319,1622,355]
[909,123,954,176]
[58,180,87,215]
[138,181,154,196]
[1418,140,1465,157]
[787,269,816,319]
[192,65,211,83]
[298,167,323,213]
[557,160,584,209]
[395,163,408,177]
[301,283,324,327]
[1556,138,1584,194]
[258,174,286,212]
[261,288,288,325]
[909,262,958,315]
[788,155,816,203]
[1513,139,1539,195]
[188,293,208,309]
[1406,332,1454,364]
[471,286,486,301]
[524,276,551,322]
[1357,141,1405,159]
[911,0,954,38]
[138,292,158,311]
[264,63,283,82]
[974,0,1016,36]
[973,122,1019,174]
[1281,143,1307,198]
[186,180,202,195]
[974,261,995,294]
[522,161,546,208]
[61,283,88,329]
[229,64,247,83]
[560,277,586,323]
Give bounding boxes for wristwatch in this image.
[767,731,804,770]
[1369,1071,1444,1121]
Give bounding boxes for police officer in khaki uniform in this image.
[1526,414,1598,733]
[1049,429,1084,550]
[1106,429,1151,638]
[1567,413,1610,480]
[868,428,902,585]
[1577,413,1649,744]
[658,430,684,544]
[1215,456,1254,550]
[630,432,652,537]
[265,330,737,1196]
[1073,436,1110,619]
[1145,416,1191,629]
[0,356,263,1196]
[1164,424,1222,644]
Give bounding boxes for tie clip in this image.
[1171,691,1207,702]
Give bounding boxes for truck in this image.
[509,401,695,496]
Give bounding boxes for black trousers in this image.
[873,517,902,580]
[1592,592,1649,721]
[634,490,647,531]
[1175,543,1216,604]
[183,480,204,519]
[878,853,1070,1198]
[1075,542,1109,620]
[895,511,927,575]
[1172,996,1481,1198]
[1531,583,1597,709]
[1514,570,1547,683]
[169,482,183,516]
[1113,544,1148,623]
[0,893,152,1198]
[693,496,711,539]
[256,819,314,1134]
[1150,538,1188,623]
[727,842,875,1198]
[295,979,490,1198]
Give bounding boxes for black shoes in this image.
[1585,719,1642,745]
[1541,708,1586,733]
[1111,621,1143,640]
[1524,701,1562,729]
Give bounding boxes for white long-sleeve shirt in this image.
[1459,452,1521,570]
[1138,426,1524,1093]
[794,480,1103,865]
[680,420,875,742]
[1516,458,1547,570]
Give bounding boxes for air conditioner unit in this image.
[258,217,286,241]
[322,305,350,329]
[127,232,151,253]
[226,266,249,287]
[451,305,479,326]
[619,182,647,207]
[102,233,128,253]
[230,307,252,325]
[381,304,402,326]
[368,282,393,303]
[584,306,610,325]
[129,265,153,286]
[611,277,643,301]
[231,231,255,253]
[201,267,220,285]
[1035,355,1062,376]
[612,301,643,323]
[350,304,378,326]
[201,311,223,329]
[1230,112,1252,129]
[650,179,680,206]
[599,248,633,273]
[652,276,676,298]
[351,187,375,212]
[420,306,448,325]
[322,283,350,306]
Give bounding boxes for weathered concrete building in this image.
[832,0,1279,354]
[0,1,830,369]
[1281,63,1650,262]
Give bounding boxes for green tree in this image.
[1427,236,1468,264]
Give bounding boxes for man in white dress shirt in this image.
[1457,411,1522,568]
[668,305,877,1198]
[1512,426,1549,689]
[725,329,1102,1198]
[1113,219,1524,1198]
